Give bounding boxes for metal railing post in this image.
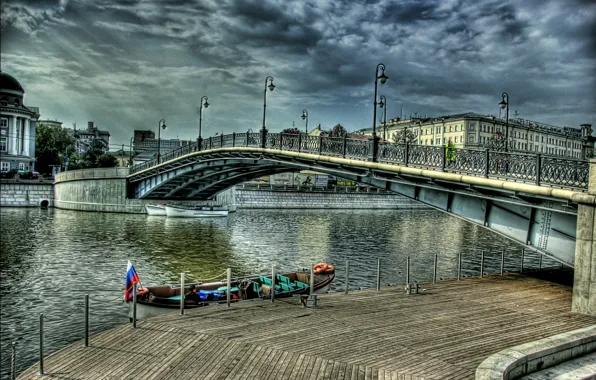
[232,132,236,147]
[484,149,490,178]
[84,294,89,346]
[342,136,347,158]
[271,265,276,302]
[279,134,283,149]
[246,132,250,147]
[433,254,438,283]
[535,153,541,186]
[318,136,323,155]
[345,260,350,294]
[309,263,314,296]
[539,254,543,271]
[298,134,302,153]
[406,256,410,285]
[457,253,462,281]
[132,283,137,328]
[441,146,447,171]
[38,313,44,376]
[227,268,232,307]
[521,248,525,273]
[500,250,505,275]
[11,342,16,380]
[179,273,185,316]
[404,142,410,166]
[376,258,381,291]
[480,250,485,278]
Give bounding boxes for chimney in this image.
[88,121,94,130]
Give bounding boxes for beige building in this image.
[359,112,593,159]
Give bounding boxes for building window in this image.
[469,123,475,131]
[18,162,25,170]
[0,137,6,152]
[0,118,7,128]
[1,162,9,171]
[14,98,20,106]
[469,135,474,143]
[449,126,453,132]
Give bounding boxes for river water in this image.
[0,207,555,378]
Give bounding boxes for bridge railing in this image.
[129,132,589,190]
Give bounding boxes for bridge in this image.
[127,131,595,316]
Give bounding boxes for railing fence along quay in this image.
[10,247,560,379]
[129,132,589,191]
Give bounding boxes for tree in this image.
[35,123,76,174]
[329,124,348,138]
[392,129,417,144]
[82,138,107,167]
[281,127,301,135]
[485,130,511,151]
[96,153,119,168]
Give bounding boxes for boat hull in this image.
[145,204,166,216]
[165,206,228,218]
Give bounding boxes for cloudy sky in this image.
[1,0,595,148]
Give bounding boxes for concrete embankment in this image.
[0,181,53,207]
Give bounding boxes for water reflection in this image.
[1,207,552,378]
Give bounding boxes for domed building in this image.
[0,71,40,172]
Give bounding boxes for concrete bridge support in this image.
[572,158,596,316]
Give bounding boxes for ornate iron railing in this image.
[129,132,589,190]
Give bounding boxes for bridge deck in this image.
[17,274,596,380]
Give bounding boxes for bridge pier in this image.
[572,158,596,316]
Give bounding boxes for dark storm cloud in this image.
[1,0,594,145]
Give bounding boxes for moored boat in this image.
[165,205,229,218]
[127,265,335,320]
[145,204,166,216]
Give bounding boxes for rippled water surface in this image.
[1,207,552,378]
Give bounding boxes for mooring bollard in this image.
[271,265,276,303]
[521,248,525,273]
[433,254,438,283]
[227,268,232,308]
[345,260,350,294]
[457,253,462,281]
[376,258,381,291]
[500,250,505,275]
[406,256,410,285]
[11,342,16,380]
[84,294,89,346]
[179,272,185,316]
[480,250,485,278]
[39,313,44,376]
[132,283,137,328]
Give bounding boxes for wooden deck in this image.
[17,274,596,380]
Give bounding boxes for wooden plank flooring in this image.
[17,274,596,380]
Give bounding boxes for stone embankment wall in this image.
[221,186,425,209]
[0,182,54,207]
[54,168,215,213]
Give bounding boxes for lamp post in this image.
[199,96,209,151]
[157,119,166,163]
[378,95,387,141]
[499,92,509,151]
[370,63,388,161]
[262,75,275,133]
[301,109,308,134]
[129,137,134,167]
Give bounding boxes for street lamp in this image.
[262,76,275,133]
[499,92,509,151]
[301,109,308,134]
[370,63,388,161]
[199,96,209,150]
[157,118,166,163]
[378,95,387,141]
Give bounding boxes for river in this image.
[0,207,554,378]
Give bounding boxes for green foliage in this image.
[35,123,76,174]
[96,153,119,168]
[486,130,508,151]
[281,127,301,135]
[329,124,348,138]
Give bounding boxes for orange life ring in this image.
[324,265,335,273]
[313,263,328,274]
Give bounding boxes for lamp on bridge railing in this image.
[198,96,209,151]
[499,92,509,152]
[370,63,388,162]
[301,109,308,134]
[378,95,387,141]
[262,76,275,134]
[157,119,167,163]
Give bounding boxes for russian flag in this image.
[124,260,142,301]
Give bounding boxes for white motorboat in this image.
[165,205,229,218]
[145,204,166,216]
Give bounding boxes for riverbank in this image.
[16,274,596,379]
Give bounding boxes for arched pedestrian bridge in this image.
[128,132,592,269]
